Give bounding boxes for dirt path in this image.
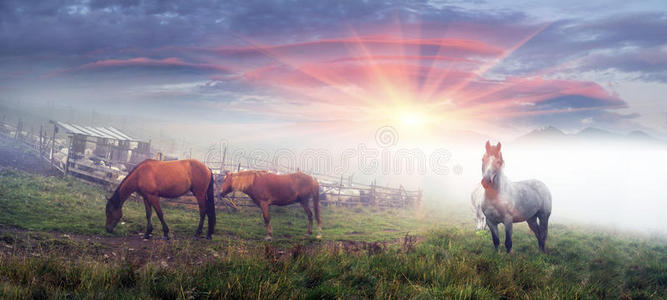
[0,226,226,267]
[0,226,420,268]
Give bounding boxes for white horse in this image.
[480,141,552,253]
[470,184,486,231]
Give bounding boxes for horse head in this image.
[481,141,504,190]
[105,195,122,233]
[219,170,233,197]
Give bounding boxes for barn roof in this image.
[55,121,139,141]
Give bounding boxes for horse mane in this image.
[231,170,268,191]
[109,159,154,207]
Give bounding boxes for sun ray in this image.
[231,34,372,106]
[424,22,552,104]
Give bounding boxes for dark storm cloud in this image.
[0,0,408,56]
[1,0,663,78]
[510,95,639,131]
[1,0,664,134]
[1,0,224,56]
[536,95,623,110]
[0,0,534,57]
[497,12,667,82]
[580,47,667,82]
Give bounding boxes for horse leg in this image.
[526,216,544,252]
[194,192,206,238]
[299,197,313,236]
[142,196,153,240]
[504,221,513,253]
[487,220,500,250]
[261,203,272,241]
[149,195,170,240]
[312,184,322,239]
[538,212,550,252]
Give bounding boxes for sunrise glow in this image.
[2,1,662,146]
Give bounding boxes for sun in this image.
[399,111,428,127]
[381,104,438,135]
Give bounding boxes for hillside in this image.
[0,168,664,298]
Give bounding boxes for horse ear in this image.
[485,141,491,152]
[496,142,501,151]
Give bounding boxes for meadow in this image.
[0,167,665,299]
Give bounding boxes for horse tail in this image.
[206,170,216,234]
[312,178,321,230]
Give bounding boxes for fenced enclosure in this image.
[0,119,421,209]
[203,143,422,209]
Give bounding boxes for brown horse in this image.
[220,170,321,241]
[105,159,216,240]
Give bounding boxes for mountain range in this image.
[515,126,665,145]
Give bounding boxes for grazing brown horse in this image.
[105,159,216,240]
[220,170,321,241]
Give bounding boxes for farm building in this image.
[50,121,153,184]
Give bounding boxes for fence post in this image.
[370,180,376,206]
[64,135,73,175]
[221,145,227,173]
[39,125,43,157]
[337,175,343,206]
[50,123,57,171]
[14,119,22,140]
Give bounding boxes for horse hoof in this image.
[264,236,272,242]
[143,235,151,240]
[205,235,212,240]
[162,236,170,241]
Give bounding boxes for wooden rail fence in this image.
[1,119,422,209]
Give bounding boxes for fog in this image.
[424,141,667,234]
[2,101,666,234]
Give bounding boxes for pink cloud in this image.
[46,57,232,77]
[215,35,504,57]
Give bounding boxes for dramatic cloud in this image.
[0,0,665,137]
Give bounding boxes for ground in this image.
[0,140,665,299]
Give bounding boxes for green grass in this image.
[0,167,665,299]
[0,167,430,242]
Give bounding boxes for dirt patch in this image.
[345,231,365,235]
[0,227,225,267]
[0,227,425,268]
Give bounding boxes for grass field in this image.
[0,167,665,299]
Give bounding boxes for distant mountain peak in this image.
[530,125,565,136]
[515,126,664,145]
[577,127,613,137]
[627,130,652,139]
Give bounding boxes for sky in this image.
[2,1,667,232]
[1,0,666,144]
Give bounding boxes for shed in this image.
[50,120,153,183]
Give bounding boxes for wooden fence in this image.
[1,119,422,209]
[206,149,422,209]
